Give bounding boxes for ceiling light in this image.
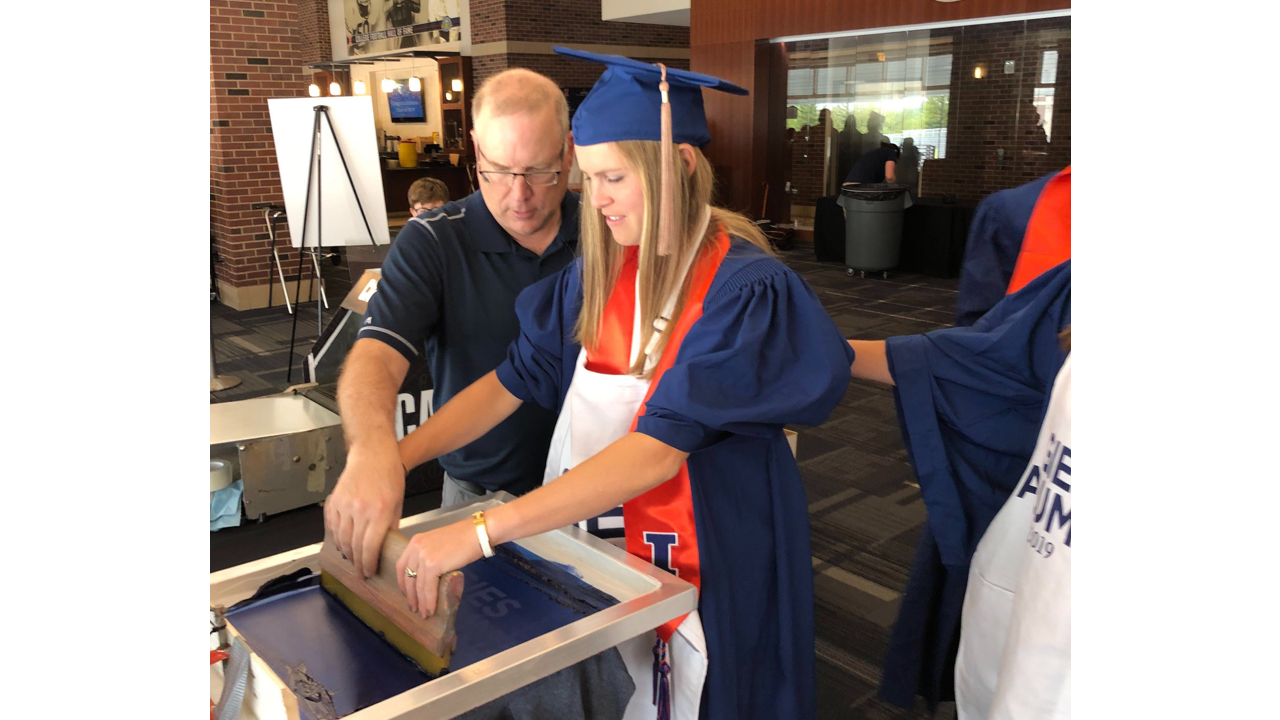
[329,82,342,96]
[409,76,421,92]
[354,80,366,94]
[308,83,320,97]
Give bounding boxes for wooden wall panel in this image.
[691,0,1070,46]
[694,40,762,214]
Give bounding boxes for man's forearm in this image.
[337,343,408,452]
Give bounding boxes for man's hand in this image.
[324,441,406,578]
[332,338,412,577]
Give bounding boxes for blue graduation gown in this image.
[878,261,1071,710]
[495,238,856,720]
[955,173,1056,327]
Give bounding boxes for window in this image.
[773,14,1069,216]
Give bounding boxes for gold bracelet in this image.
[472,511,494,558]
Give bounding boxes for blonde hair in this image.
[575,140,772,378]
[471,68,570,150]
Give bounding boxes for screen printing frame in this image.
[210,492,698,720]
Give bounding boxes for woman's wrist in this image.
[398,434,426,475]
[482,503,519,547]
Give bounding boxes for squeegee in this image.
[318,528,464,675]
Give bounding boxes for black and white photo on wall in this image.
[345,0,462,56]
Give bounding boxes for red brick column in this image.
[211,0,329,310]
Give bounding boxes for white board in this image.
[267,96,391,248]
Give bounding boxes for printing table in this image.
[210,493,697,720]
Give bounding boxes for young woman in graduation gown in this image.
[390,48,856,720]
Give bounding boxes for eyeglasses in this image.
[477,169,561,188]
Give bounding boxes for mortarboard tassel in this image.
[656,63,676,257]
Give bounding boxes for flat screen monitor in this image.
[388,79,425,124]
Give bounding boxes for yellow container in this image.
[398,141,419,168]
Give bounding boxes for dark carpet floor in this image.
[210,246,958,719]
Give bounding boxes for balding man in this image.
[326,68,578,576]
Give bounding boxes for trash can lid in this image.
[840,182,908,201]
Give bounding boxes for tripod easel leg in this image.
[286,246,307,384]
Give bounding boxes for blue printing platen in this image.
[225,544,620,718]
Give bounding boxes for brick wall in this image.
[920,17,1071,199]
[502,0,688,46]
[474,53,689,90]
[211,0,329,299]
[470,0,690,87]
[470,0,509,44]
[295,0,330,65]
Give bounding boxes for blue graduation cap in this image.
[554,46,748,148]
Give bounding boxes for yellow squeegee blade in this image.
[320,569,451,676]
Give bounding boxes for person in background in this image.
[836,116,864,188]
[407,176,449,216]
[844,264,1071,719]
[845,142,899,185]
[862,110,888,153]
[897,138,921,196]
[325,67,580,579]
[385,0,423,49]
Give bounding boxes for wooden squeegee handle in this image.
[320,527,464,657]
[377,528,413,583]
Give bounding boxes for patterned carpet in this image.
[778,250,958,719]
[210,260,351,403]
[209,246,958,719]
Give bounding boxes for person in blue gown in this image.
[385,48,857,720]
[844,260,1071,711]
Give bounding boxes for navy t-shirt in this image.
[845,146,898,184]
[359,190,580,493]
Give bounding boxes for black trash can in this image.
[838,183,909,278]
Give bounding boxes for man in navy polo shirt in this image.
[325,68,579,577]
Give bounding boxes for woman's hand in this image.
[395,520,484,618]
[390,432,689,617]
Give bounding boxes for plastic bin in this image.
[838,183,909,278]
